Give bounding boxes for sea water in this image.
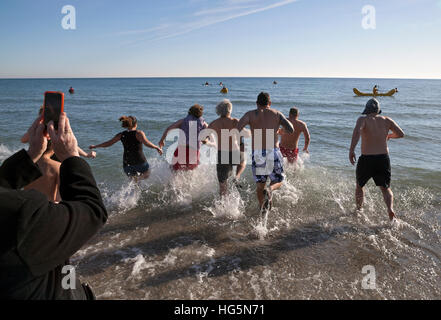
[0,77,440,299]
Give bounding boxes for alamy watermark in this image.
[362,5,376,30]
[163,124,280,175]
[61,5,76,30]
[361,265,376,290]
[61,265,76,290]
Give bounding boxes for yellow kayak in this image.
[353,88,397,97]
[220,87,228,94]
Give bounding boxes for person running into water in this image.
[90,116,162,180]
[159,105,208,171]
[279,107,310,164]
[238,92,294,213]
[205,99,249,196]
[349,98,404,221]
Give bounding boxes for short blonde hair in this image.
[216,99,232,117]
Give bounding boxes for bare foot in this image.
[388,211,396,221]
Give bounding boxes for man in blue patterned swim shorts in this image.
[238,92,294,213]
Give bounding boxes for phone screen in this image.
[43,92,64,129]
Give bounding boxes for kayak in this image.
[353,88,396,97]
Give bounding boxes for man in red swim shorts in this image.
[279,107,310,164]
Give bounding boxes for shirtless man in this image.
[206,99,249,196]
[279,107,310,163]
[238,92,294,212]
[349,98,404,221]
[24,141,61,202]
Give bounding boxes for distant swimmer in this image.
[273,81,278,85]
[394,88,399,93]
[205,82,210,86]
[89,116,162,180]
[278,107,310,164]
[219,82,223,86]
[68,87,74,94]
[220,85,228,94]
[349,98,405,221]
[204,99,250,196]
[159,104,208,171]
[373,85,379,96]
[238,92,294,214]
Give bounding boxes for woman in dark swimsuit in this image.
[90,116,162,180]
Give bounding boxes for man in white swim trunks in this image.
[238,92,294,213]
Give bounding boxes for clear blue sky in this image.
[0,0,440,78]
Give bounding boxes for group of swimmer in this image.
[22,91,404,221]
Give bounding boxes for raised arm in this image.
[0,149,42,189]
[349,117,364,165]
[159,119,184,148]
[387,118,404,140]
[279,112,294,133]
[237,112,251,132]
[78,147,96,158]
[302,123,311,153]
[89,133,121,149]
[137,131,163,155]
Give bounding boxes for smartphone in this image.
[43,91,64,129]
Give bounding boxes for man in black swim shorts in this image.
[206,99,250,196]
[349,98,404,221]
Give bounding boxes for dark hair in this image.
[188,104,204,118]
[119,115,137,128]
[256,92,270,106]
[289,107,299,117]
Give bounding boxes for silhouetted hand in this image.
[26,116,48,163]
[47,112,80,162]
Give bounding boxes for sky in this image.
[0,0,440,78]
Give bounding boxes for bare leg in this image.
[235,161,246,180]
[356,184,364,211]
[270,181,283,193]
[219,182,228,197]
[256,183,266,208]
[380,187,396,220]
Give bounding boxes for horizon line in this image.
[0,76,440,81]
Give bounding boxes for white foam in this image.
[0,144,16,162]
[205,187,245,220]
[102,180,141,213]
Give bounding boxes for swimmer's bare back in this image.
[24,157,61,203]
[358,115,404,155]
[279,119,309,150]
[239,108,292,150]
